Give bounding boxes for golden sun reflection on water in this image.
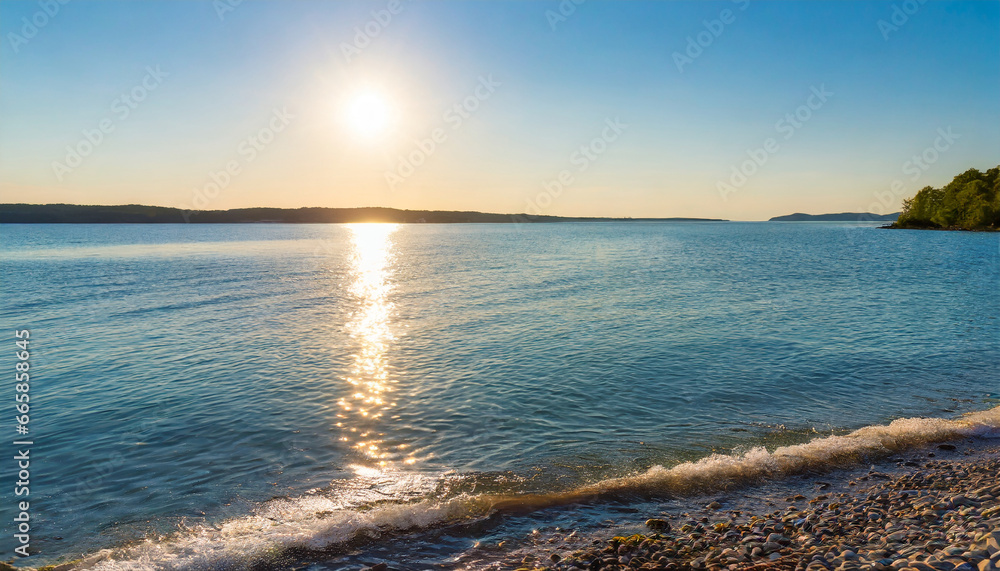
[337,223,414,470]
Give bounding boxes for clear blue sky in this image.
[1,0,997,219]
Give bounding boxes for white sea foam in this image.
[589,405,1000,496]
[76,494,494,571]
[67,406,1000,571]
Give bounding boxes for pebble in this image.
[645,518,670,532]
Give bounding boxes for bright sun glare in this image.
[346,92,393,139]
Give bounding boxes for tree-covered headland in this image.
[893,166,1000,230]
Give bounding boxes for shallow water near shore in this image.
[0,222,997,569]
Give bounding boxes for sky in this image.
[0,0,997,221]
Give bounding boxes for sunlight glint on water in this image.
[340,223,410,471]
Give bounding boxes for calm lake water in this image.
[0,222,997,569]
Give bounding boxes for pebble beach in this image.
[511,443,1000,571]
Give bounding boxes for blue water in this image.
[0,222,997,568]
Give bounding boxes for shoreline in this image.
[507,439,1000,571]
[7,407,1000,569]
[882,224,1000,232]
[9,409,1000,570]
[0,204,727,224]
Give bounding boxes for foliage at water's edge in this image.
[893,165,1000,231]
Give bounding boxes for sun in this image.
[345,91,394,139]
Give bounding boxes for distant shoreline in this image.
[0,204,924,225]
[768,212,899,222]
[0,204,727,224]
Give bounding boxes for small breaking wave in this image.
[67,406,1000,571]
[584,405,1000,498]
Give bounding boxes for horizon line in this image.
[0,203,904,223]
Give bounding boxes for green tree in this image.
[895,165,999,230]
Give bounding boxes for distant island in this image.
[769,212,900,222]
[0,204,727,224]
[891,165,999,231]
